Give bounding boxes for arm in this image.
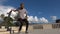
[7,10,12,14]
[25,10,28,19]
[11,8,20,12]
[11,9,18,12]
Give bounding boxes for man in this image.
[12,3,29,33]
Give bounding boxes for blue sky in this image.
[0,0,60,23]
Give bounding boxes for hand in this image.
[25,16,28,19]
[11,9,15,11]
[10,10,12,12]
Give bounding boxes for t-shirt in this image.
[16,8,27,19]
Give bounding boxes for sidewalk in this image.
[0,28,60,34]
[14,29,60,34]
[0,25,60,34]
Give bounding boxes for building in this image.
[56,19,60,23]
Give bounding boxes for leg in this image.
[18,22,23,32]
[24,19,29,33]
[18,18,23,32]
[26,22,29,32]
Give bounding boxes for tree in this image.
[0,14,5,18]
[0,14,5,28]
[3,17,14,26]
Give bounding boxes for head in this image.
[20,3,24,9]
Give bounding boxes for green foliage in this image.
[4,17,13,21]
[4,17,14,26]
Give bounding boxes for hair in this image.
[20,3,24,5]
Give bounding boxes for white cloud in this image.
[0,0,16,18]
[0,5,16,18]
[0,5,49,23]
[51,16,57,20]
[0,1,49,23]
[0,0,16,21]
[27,16,34,23]
[28,16,48,23]
[39,17,48,23]
[34,16,39,23]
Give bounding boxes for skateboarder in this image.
[11,3,29,33]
